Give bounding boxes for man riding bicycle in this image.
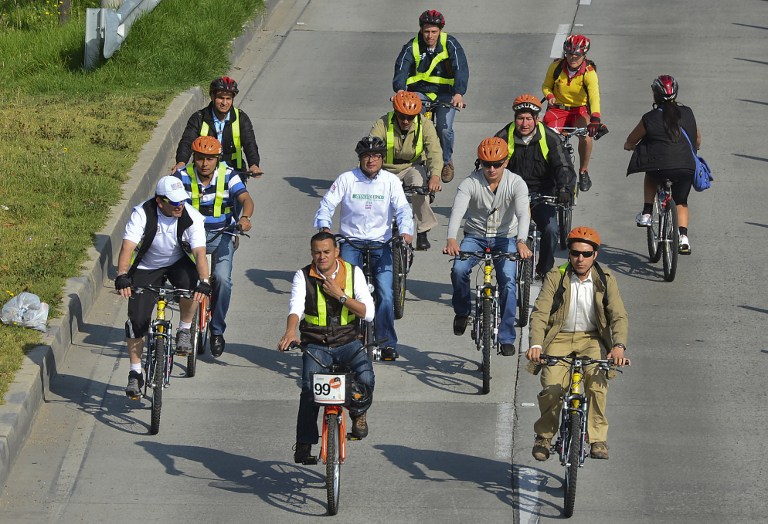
[444,137,532,356]
[370,90,443,251]
[314,136,414,361]
[495,94,576,278]
[541,35,602,193]
[278,232,375,464]
[393,9,469,184]
[525,227,629,461]
[115,176,211,399]
[171,136,254,357]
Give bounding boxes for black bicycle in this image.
[646,178,678,282]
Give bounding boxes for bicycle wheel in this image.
[661,200,679,282]
[149,337,165,435]
[199,299,211,355]
[647,196,662,262]
[187,307,200,377]
[517,240,533,328]
[558,205,572,250]
[563,411,582,518]
[325,413,341,515]
[362,320,376,360]
[481,297,492,395]
[392,241,407,320]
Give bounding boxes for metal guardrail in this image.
[84,0,162,70]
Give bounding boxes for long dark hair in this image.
[655,100,682,141]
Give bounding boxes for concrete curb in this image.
[0,1,277,488]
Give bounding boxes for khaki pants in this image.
[534,331,609,442]
[397,166,438,233]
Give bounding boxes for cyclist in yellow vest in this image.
[494,94,576,278]
[393,9,469,185]
[370,91,442,251]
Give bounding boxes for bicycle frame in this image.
[145,290,174,390]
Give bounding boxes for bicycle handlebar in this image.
[540,354,624,373]
[454,250,522,262]
[402,184,434,196]
[422,100,466,111]
[553,125,609,141]
[287,339,389,368]
[207,223,251,243]
[131,285,195,301]
[335,234,399,251]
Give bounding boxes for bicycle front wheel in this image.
[150,337,165,435]
[481,297,493,395]
[517,240,533,328]
[647,196,662,262]
[564,411,582,518]
[661,200,679,282]
[187,306,200,377]
[558,205,572,250]
[392,242,407,320]
[325,413,341,515]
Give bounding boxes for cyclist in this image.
[541,34,602,192]
[444,137,532,356]
[393,9,469,184]
[172,136,254,357]
[314,137,414,361]
[494,94,576,278]
[370,90,443,251]
[525,226,629,460]
[174,76,263,179]
[278,232,375,464]
[624,74,700,254]
[115,176,211,399]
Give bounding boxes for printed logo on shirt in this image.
[352,193,385,201]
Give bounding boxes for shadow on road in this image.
[395,345,486,395]
[244,268,294,295]
[284,176,331,199]
[596,244,667,282]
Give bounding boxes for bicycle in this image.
[540,354,623,517]
[422,99,464,125]
[455,248,521,394]
[131,282,196,434]
[646,178,678,282]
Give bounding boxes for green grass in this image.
[0,0,263,402]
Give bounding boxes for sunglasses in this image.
[395,112,415,121]
[161,197,184,207]
[569,249,594,258]
[361,152,383,160]
[481,160,505,169]
[566,52,585,58]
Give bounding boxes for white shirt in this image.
[123,202,207,270]
[288,262,375,322]
[314,167,414,241]
[561,272,597,332]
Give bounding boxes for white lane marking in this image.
[517,466,546,522]
[550,23,571,58]
[580,0,592,5]
[495,402,515,459]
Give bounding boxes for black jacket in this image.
[393,33,469,96]
[627,105,697,175]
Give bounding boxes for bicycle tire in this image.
[187,308,200,378]
[199,298,211,355]
[647,196,662,262]
[481,297,492,395]
[362,320,376,360]
[662,199,679,282]
[564,410,582,518]
[392,241,407,320]
[150,337,165,435]
[325,413,341,515]
[558,206,572,250]
[517,239,533,328]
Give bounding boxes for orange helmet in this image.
[567,226,601,249]
[191,136,222,156]
[477,137,508,162]
[393,91,422,116]
[512,94,542,115]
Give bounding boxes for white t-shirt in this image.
[123,202,207,270]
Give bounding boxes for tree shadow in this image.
[734,57,768,66]
[737,98,768,107]
[738,305,768,315]
[732,22,768,30]
[284,176,331,199]
[745,221,768,229]
[244,268,294,295]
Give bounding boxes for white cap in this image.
[155,176,189,203]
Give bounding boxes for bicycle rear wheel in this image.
[150,337,165,435]
[564,411,582,518]
[647,196,662,262]
[481,297,493,395]
[361,319,377,360]
[517,240,533,328]
[661,200,679,282]
[325,413,341,515]
[392,241,407,320]
[187,307,200,377]
[558,205,572,250]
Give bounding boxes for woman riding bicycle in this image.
[624,74,701,254]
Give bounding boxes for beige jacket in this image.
[370,113,443,176]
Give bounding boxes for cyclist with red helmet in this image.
[526,226,629,461]
[542,34,602,192]
[494,94,577,277]
[174,76,263,179]
[370,91,443,250]
[624,74,701,254]
[393,9,469,184]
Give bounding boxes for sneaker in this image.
[590,441,609,459]
[380,346,399,361]
[441,161,455,183]
[578,171,592,192]
[636,212,652,227]
[679,234,691,255]
[175,328,192,355]
[350,413,369,439]
[211,334,225,357]
[500,343,516,356]
[416,231,431,251]
[532,435,551,461]
[534,272,546,282]
[293,442,316,464]
[453,315,469,336]
[125,370,144,400]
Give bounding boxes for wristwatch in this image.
[339,295,348,305]
[612,343,627,350]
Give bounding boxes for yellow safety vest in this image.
[186,163,230,218]
[303,262,356,326]
[385,112,424,165]
[200,107,243,169]
[507,122,550,161]
[406,32,454,101]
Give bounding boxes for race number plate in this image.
[312,373,350,405]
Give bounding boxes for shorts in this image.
[542,105,590,131]
[647,168,694,206]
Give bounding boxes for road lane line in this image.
[496,402,515,459]
[550,23,571,58]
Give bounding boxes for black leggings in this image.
[648,168,694,206]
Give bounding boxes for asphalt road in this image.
[1,0,767,522]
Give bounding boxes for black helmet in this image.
[652,74,678,103]
[355,136,386,157]
[209,76,239,96]
[419,9,445,28]
[348,381,372,412]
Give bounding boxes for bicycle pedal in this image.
[347,433,363,441]
[127,394,142,401]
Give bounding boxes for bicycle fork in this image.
[147,298,173,389]
[320,406,347,464]
[558,370,588,467]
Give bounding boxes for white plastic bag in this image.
[1,292,49,332]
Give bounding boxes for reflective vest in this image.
[303,261,356,327]
[186,163,231,218]
[200,108,243,169]
[385,112,424,165]
[507,122,550,161]
[406,32,454,100]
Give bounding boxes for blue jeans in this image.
[531,203,559,276]
[207,232,234,336]
[417,92,456,163]
[340,241,397,348]
[296,341,375,444]
[450,236,518,344]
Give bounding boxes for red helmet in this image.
[567,226,601,250]
[209,76,239,96]
[512,94,542,115]
[419,9,445,28]
[191,136,223,156]
[563,34,590,56]
[652,74,678,103]
[393,91,422,116]
[477,137,508,163]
